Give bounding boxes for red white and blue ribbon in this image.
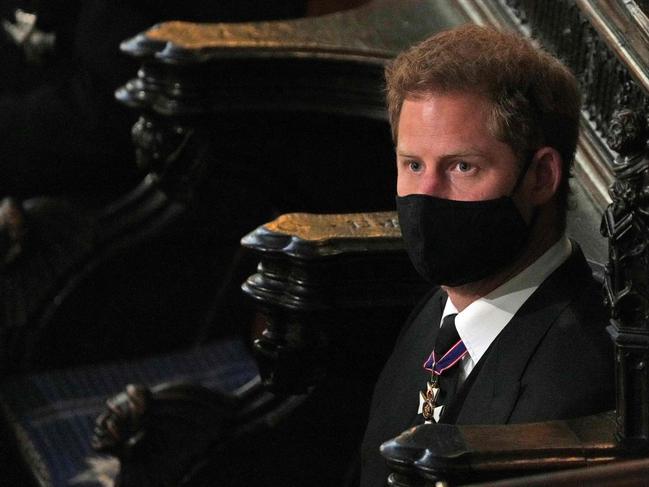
[423,340,467,376]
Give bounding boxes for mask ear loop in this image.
[510,151,536,196]
[510,152,540,228]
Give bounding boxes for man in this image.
[360,24,614,486]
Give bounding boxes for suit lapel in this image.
[403,292,446,427]
[371,290,446,433]
[454,245,592,424]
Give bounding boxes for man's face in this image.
[396,93,525,204]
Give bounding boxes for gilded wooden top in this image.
[264,211,400,242]
[146,21,311,51]
[140,0,467,58]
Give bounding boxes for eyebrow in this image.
[440,151,486,160]
[396,150,419,159]
[396,150,486,159]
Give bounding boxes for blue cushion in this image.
[0,338,258,487]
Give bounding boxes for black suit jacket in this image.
[360,244,615,487]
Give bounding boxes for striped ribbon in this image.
[423,340,468,376]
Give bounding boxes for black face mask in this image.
[396,171,533,287]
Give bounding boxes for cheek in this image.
[487,171,519,198]
[396,167,422,196]
[450,176,510,201]
[396,172,410,196]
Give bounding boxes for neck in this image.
[443,211,562,312]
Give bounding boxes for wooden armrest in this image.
[241,211,427,393]
[92,211,426,487]
[467,456,649,487]
[381,412,623,486]
[93,377,307,487]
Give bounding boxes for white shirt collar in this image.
[441,235,572,366]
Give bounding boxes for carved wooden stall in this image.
[0,0,465,373]
[100,0,649,486]
[89,1,647,487]
[379,1,649,485]
[84,2,467,486]
[2,0,649,486]
[0,1,466,486]
[89,211,429,487]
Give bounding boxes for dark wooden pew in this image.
[0,0,468,374]
[88,1,634,486]
[0,1,465,485]
[3,0,649,486]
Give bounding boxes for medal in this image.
[419,379,440,423]
[418,332,467,423]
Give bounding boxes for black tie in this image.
[434,313,462,408]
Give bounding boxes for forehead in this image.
[396,93,510,158]
[399,92,492,137]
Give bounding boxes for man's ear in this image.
[527,146,562,205]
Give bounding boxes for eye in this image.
[408,160,423,173]
[456,160,472,172]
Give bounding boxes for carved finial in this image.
[92,384,152,456]
[131,116,192,174]
[0,198,26,267]
[607,109,647,157]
